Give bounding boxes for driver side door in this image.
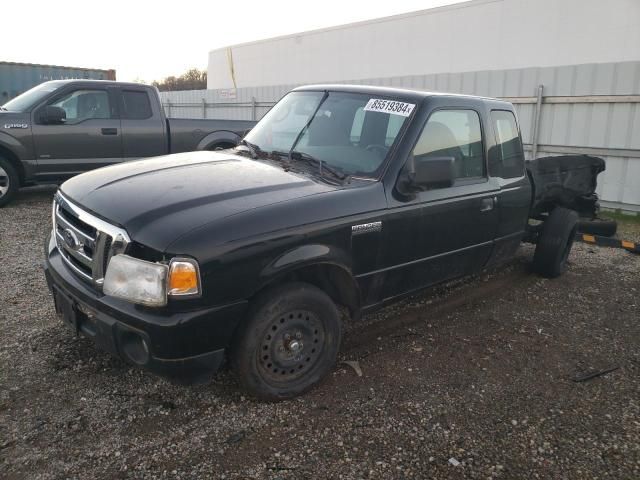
[378,107,500,301]
[31,86,122,182]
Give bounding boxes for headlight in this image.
[104,255,169,307]
[103,255,202,306]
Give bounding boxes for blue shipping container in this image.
[0,61,116,103]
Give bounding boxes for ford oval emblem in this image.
[63,229,81,251]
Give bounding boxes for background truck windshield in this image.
[1,81,65,112]
[244,91,413,177]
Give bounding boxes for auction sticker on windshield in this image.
[364,99,415,117]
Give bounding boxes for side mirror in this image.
[412,156,456,189]
[39,106,66,125]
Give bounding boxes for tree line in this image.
[151,69,207,91]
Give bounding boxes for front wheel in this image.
[231,282,342,401]
[0,157,19,207]
[533,207,579,278]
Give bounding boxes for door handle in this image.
[480,197,496,212]
[101,128,118,135]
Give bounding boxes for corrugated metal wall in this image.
[160,60,640,211]
[0,62,116,102]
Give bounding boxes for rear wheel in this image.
[231,282,342,401]
[533,207,579,278]
[0,157,19,207]
[208,142,235,151]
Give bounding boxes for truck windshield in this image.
[243,91,415,178]
[2,81,66,112]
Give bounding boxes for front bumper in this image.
[44,233,248,383]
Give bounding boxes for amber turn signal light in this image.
[168,259,200,296]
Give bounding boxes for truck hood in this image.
[61,151,335,251]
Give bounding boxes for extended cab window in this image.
[412,109,484,182]
[490,110,524,178]
[50,89,112,122]
[122,90,152,120]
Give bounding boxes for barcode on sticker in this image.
[364,99,415,117]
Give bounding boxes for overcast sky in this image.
[3,0,465,82]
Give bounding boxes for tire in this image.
[577,218,617,237]
[0,156,19,208]
[231,282,342,401]
[533,207,579,278]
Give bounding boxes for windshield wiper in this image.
[271,150,350,184]
[0,106,8,111]
[291,151,349,183]
[235,138,261,159]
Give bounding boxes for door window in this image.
[490,110,524,178]
[122,90,152,120]
[50,89,112,122]
[412,109,484,184]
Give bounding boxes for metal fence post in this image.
[202,98,206,119]
[166,99,172,118]
[252,96,257,121]
[531,84,544,160]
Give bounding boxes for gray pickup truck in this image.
[0,80,256,206]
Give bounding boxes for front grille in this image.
[53,192,130,287]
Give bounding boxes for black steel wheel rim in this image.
[257,309,326,383]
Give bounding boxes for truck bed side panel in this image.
[167,119,256,153]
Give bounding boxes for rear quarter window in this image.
[122,90,152,120]
[489,110,524,178]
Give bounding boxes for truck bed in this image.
[167,118,257,153]
[527,155,605,218]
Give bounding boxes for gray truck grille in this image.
[53,192,130,287]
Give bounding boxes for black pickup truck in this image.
[0,80,256,206]
[44,84,586,400]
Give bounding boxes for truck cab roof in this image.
[293,83,514,108]
[40,79,155,90]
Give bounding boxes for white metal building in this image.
[207,0,639,90]
[162,0,640,211]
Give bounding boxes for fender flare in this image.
[257,244,362,315]
[0,133,29,182]
[196,130,243,151]
[0,132,28,158]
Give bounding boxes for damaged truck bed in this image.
[527,155,606,218]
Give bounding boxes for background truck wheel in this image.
[533,207,579,278]
[231,282,342,401]
[577,218,617,237]
[208,142,235,151]
[0,157,19,207]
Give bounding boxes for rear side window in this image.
[412,109,484,181]
[490,110,524,178]
[122,90,152,120]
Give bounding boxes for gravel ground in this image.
[1,186,639,480]
[604,214,640,243]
